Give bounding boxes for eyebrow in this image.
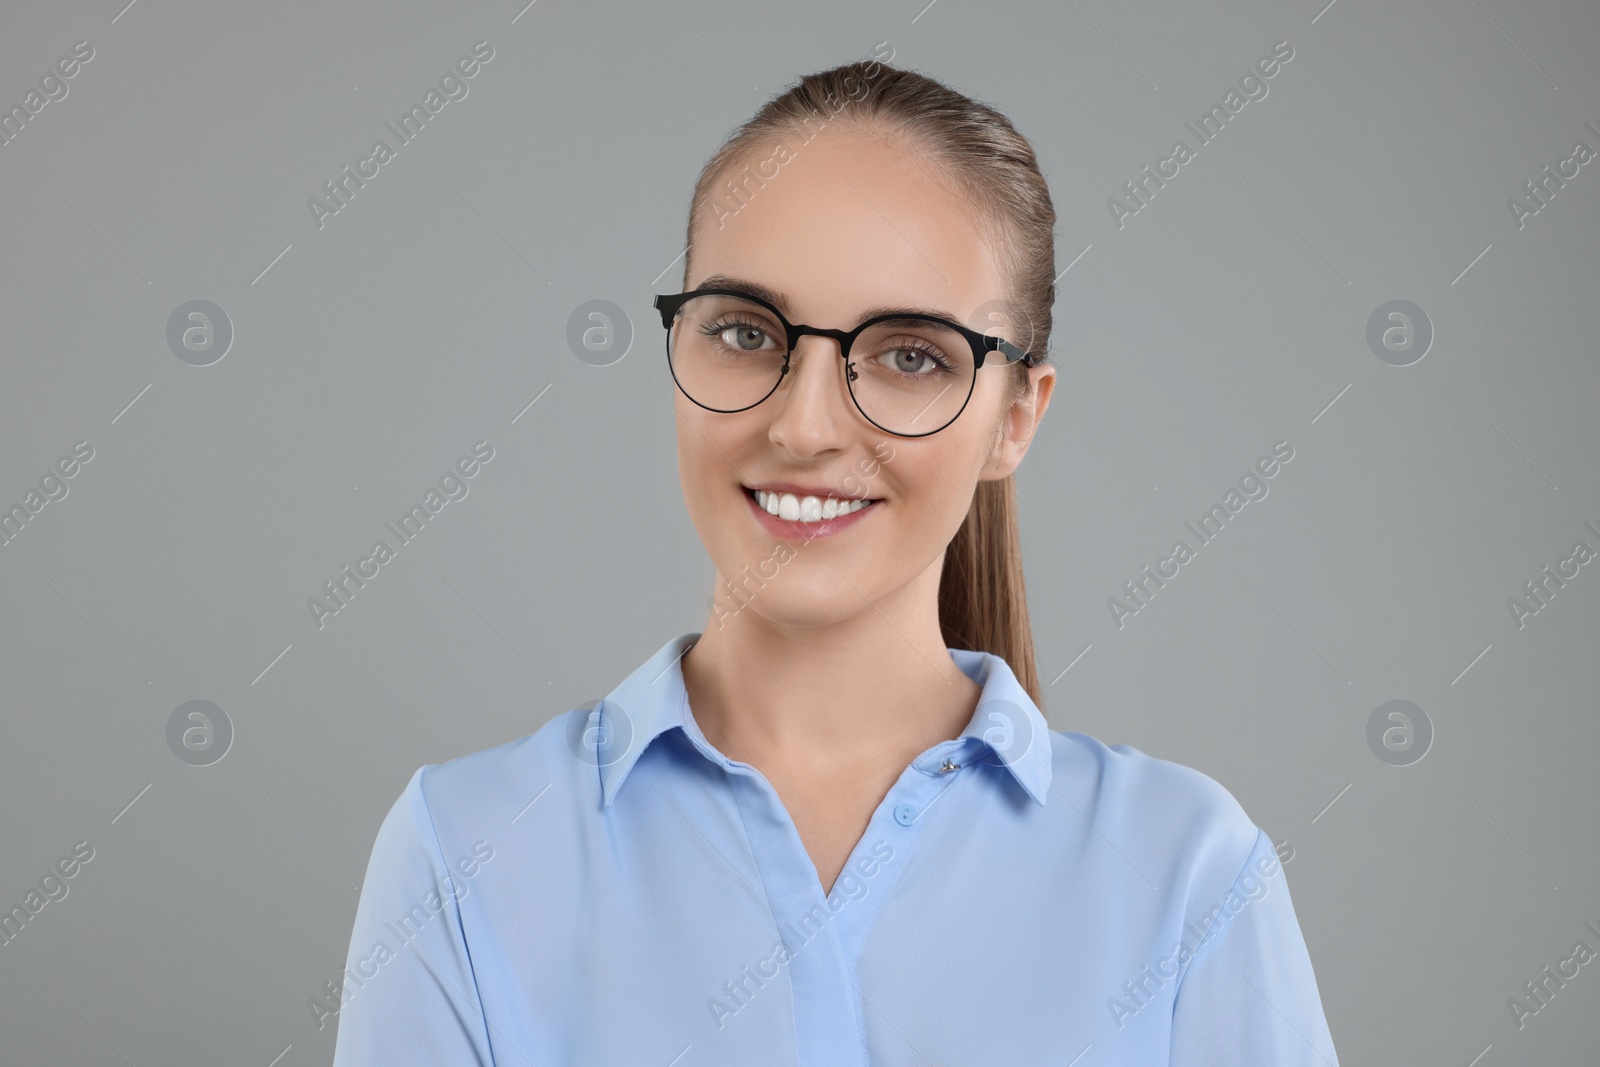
[689,274,963,326]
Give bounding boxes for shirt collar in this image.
[595,632,1052,808]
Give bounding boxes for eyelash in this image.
[700,314,773,344]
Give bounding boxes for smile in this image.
[747,487,879,521]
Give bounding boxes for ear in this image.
[980,362,1056,481]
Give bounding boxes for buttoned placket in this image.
[675,688,984,1065]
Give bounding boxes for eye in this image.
[703,316,778,352]
[874,342,955,376]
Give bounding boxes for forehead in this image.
[688,127,1006,327]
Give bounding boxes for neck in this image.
[681,558,980,773]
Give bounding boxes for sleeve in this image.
[1168,828,1340,1067]
[330,765,496,1066]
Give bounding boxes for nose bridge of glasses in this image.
[784,321,855,367]
[782,328,855,400]
[787,321,855,355]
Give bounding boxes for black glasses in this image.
[652,288,1037,438]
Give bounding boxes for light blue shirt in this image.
[331,632,1339,1065]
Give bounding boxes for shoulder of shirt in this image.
[1044,727,1265,895]
[395,708,603,842]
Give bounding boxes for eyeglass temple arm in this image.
[992,336,1036,367]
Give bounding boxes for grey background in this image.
[2,0,1596,1063]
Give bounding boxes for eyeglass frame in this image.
[652,288,1039,439]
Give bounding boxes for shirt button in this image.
[893,803,916,825]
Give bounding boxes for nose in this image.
[765,334,855,457]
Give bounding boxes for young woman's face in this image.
[676,125,1055,630]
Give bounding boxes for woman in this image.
[331,58,1339,1065]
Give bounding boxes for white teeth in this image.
[753,489,873,520]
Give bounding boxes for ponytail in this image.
[940,474,1043,708]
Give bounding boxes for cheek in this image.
[675,410,758,532]
[887,439,982,526]
[676,420,721,511]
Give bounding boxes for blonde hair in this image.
[681,56,1055,708]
